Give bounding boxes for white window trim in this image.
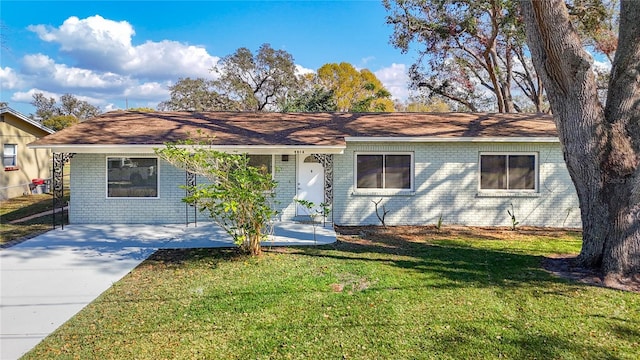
[105,156,160,199]
[478,152,539,193]
[3,144,18,169]
[354,152,414,194]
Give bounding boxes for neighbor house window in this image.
[3,144,17,169]
[356,153,413,190]
[247,154,273,176]
[480,153,537,191]
[107,157,158,198]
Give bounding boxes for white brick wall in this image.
[332,142,581,227]
[70,153,185,224]
[70,153,299,224]
[70,143,581,228]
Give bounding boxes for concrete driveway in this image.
[1,222,335,359]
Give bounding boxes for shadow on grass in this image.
[148,229,582,293]
[26,233,637,360]
[286,230,588,293]
[0,194,69,222]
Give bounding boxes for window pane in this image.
[248,155,272,174]
[3,144,17,167]
[480,155,506,189]
[385,155,411,189]
[508,155,535,189]
[357,155,383,188]
[107,157,158,197]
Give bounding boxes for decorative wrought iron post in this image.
[52,153,73,229]
[185,171,197,226]
[312,154,334,223]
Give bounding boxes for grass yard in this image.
[0,194,62,245]
[23,227,639,359]
[1,171,69,245]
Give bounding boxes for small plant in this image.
[436,214,443,233]
[507,203,519,231]
[295,199,331,243]
[156,139,277,256]
[563,207,573,227]
[372,198,390,227]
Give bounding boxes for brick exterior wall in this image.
[70,154,185,224]
[70,143,581,228]
[332,142,581,227]
[70,153,299,224]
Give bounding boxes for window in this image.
[480,153,537,191]
[107,157,158,198]
[3,144,17,169]
[356,153,412,190]
[248,154,273,175]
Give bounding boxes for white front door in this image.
[297,155,325,215]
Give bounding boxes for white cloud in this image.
[123,81,170,101]
[125,40,219,79]
[375,63,410,100]
[29,15,134,51]
[360,56,375,67]
[0,67,23,89]
[295,64,315,76]
[593,59,612,72]
[28,15,134,72]
[21,54,130,90]
[11,88,105,107]
[28,15,219,81]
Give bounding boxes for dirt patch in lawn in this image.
[542,255,640,294]
[335,225,639,294]
[335,224,581,242]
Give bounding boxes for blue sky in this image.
[1,0,418,116]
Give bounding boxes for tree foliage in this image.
[31,93,101,127]
[521,0,638,284]
[158,77,239,111]
[384,0,545,113]
[155,140,277,256]
[127,107,156,112]
[282,87,337,112]
[384,0,618,113]
[211,43,300,111]
[316,63,394,112]
[42,115,79,131]
[566,0,619,61]
[395,96,452,112]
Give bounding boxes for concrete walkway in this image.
[0,222,335,359]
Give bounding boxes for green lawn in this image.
[23,228,639,359]
[1,170,69,245]
[0,194,57,245]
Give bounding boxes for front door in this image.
[297,155,325,215]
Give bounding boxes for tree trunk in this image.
[520,0,640,279]
[600,1,640,279]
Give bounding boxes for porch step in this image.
[292,215,331,225]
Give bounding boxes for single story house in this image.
[1,107,54,200]
[29,111,581,228]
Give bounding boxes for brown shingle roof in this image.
[30,111,557,147]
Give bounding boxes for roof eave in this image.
[27,144,347,155]
[345,136,560,143]
[0,107,55,134]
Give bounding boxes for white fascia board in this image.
[27,144,346,155]
[345,136,560,143]
[1,107,55,134]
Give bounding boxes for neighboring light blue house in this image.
[29,111,581,228]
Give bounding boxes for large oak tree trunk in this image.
[520,0,640,281]
[600,1,640,279]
